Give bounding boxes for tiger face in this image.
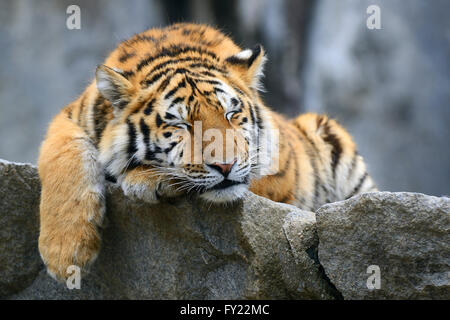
[96,44,273,203]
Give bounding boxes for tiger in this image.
[38,23,377,281]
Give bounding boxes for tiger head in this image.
[96,43,276,203]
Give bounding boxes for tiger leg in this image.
[38,112,105,281]
[316,115,378,199]
[292,113,377,204]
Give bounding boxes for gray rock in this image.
[3,160,448,299]
[0,160,43,298]
[316,192,450,299]
[0,160,334,299]
[283,211,342,299]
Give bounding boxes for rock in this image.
[283,211,343,299]
[0,160,334,299]
[3,160,448,299]
[316,192,450,299]
[0,160,43,298]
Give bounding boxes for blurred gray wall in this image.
[303,0,450,196]
[0,0,448,196]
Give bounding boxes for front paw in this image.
[121,180,160,204]
[39,224,100,282]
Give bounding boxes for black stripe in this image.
[128,34,158,45]
[248,101,257,127]
[139,118,154,161]
[155,113,164,127]
[93,95,107,142]
[164,142,178,153]
[105,171,117,183]
[195,79,221,86]
[165,112,176,120]
[231,98,239,107]
[188,62,225,73]
[142,69,172,87]
[134,45,219,74]
[145,57,207,78]
[119,50,136,63]
[346,172,368,199]
[78,95,87,126]
[139,118,150,145]
[247,101,259,146]
[298,130,320,208]
[199,71,216,77]
[121,70,134,79]
[143,99,155,115]
[253,104,264,130]
[164,79,186,100]
[143,68,190,89]
[126,119,140,169]
[145,143,163,162]
[275,147,293,178]
[170,97,184,106]
[157,78,171,93]
[293,122,322,207]
[322,121,343,179]
[116,99,129,110]
[185,76,199,94]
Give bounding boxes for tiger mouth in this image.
[209,175,250,191]
[211,179,243,190]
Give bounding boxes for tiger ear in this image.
[225,44,267,92]
[95,65,133,110]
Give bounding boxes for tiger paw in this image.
[38,221,101,282]
[121,179,160,204]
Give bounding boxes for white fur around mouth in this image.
[199,183,249,203]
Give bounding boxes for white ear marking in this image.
[235,49,253,60]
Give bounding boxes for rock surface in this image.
[0,160,43,298]
[316,192,450,299]
[1,160,449,299]
[0,160,334,299]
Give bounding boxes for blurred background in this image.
[0,0,448,196]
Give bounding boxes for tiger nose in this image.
[207,159,237,177]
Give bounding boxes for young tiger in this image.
[38,23,376,281]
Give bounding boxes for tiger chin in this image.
[37,23,377,281]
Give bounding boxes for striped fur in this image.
[38,23,376,281]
